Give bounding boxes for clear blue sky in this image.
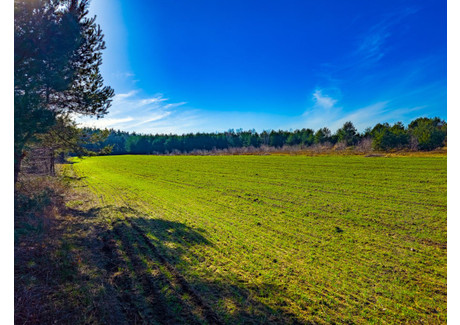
[79,0,447,134]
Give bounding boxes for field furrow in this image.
[69,155,447,324]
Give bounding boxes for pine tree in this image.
[14,0,114,183]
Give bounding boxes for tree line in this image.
[81,117,446,155]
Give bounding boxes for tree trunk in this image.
[14,132,31,185]
[50,150,55,176]
[14,150,25,185]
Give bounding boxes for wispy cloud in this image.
[312,89,338,109]
[333,102,425,131]
[77,85,429,135]
[354,7,419,65]
[356,32,388,63]
[300,89,342,129]
[129,112,172,127]
[80,117,135,129]
[76,90,198,134]
[76,89,300,134]
[114,90,138,100]
[297,88,424,132]
[111,71,135,79]
[317,6,420,81]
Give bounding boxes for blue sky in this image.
[78,0,447,134]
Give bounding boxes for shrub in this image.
[409,117,447,151]
[372,122,409,150]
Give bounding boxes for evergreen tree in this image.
[314,127,331,144]
[335,121,358,146]
[14,0,114,183]
[408,117,446,150]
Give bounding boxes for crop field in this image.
[66,155,446,324]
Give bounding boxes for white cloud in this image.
[332,102,425,131]
[79,117,134,129]
[129,112,173,127]
[76,86,427,136]
[138,97,167,106]
[297,88,424,132]
[113,90,138,100]
[300,89,342,129]
[75,90,195,133]
[331,102,388,131]
[312,89,338,109]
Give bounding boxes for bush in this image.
[355,137,373,152]
[14,176,67,242]
[372,122,409,150]
[409,117,446,151]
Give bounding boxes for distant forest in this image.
[81,117,447,155]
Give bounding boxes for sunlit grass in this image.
[69,155,446,324]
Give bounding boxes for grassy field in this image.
[64,155,446,324]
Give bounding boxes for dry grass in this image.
[163,143,447,158]
[14,171,127,324]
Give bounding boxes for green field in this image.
[67,155,447,324]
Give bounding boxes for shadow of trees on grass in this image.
[64,204,307,325]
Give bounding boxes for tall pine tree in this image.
[14,0,114,183]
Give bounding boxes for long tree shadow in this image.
[64,204,308,324]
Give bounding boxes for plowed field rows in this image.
[69,155,447,324]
